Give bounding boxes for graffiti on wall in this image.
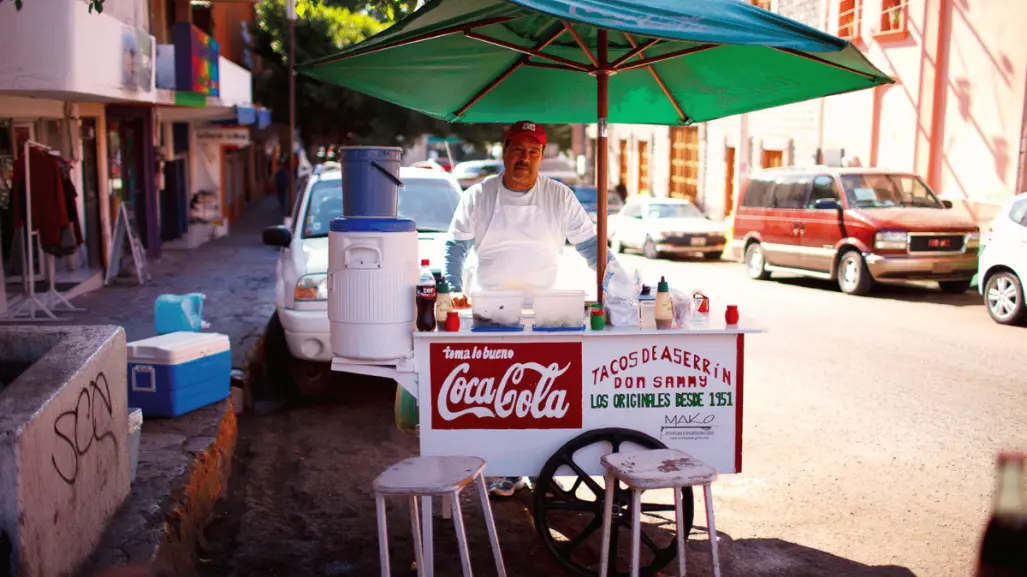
[51,372,118,485]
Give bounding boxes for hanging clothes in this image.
[57,160,84,255]
[11,146,71,254]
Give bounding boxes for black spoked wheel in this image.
[533,428,694,577]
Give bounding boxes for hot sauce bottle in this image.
[435,280,454,331]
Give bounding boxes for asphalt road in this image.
[199,249,1025,577]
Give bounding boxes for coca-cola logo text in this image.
[430,343,582,430]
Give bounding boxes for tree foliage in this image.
[252,0,572,155]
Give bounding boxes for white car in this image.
[978,192,1027,325]
[608,197,728,260]
[451,159,503,189]
[262,167,466,394]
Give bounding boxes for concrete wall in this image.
[0,0,155,102]
[0,326,129,577]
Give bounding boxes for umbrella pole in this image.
[596,30,609,305]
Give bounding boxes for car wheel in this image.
[642,237,659,259]
[984,271,1026,325]
[938,279,973,294]
[837,250,873,295]
[703,250,722,261]
[262,311,297,400]
[290,358,333,398]
[745,243,771,280]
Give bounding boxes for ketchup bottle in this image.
[416,259,437,332]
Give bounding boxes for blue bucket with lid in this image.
[340,146,404,218]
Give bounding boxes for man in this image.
[443,120,612,497]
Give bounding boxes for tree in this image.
[252,0,574,154]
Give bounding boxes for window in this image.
[303,177,461,237]
[751,0,772,11]
[879,0,907,34]
[838,0,862,40]
[669,126,700,201]
[645,202,703,219]
[618,139,629,189]
[839,173,943,209]
[741,179,772,208]
[1010,199,1027,227]
[762,149,784,169]
[770,176,810,209]
[808,175,841,208]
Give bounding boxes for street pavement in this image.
[197,247,1024,577]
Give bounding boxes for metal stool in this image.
[598,449,721,577]
[373,455,506,577]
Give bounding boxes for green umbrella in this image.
[300,0,893,299]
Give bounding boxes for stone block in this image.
[0,326,129,577]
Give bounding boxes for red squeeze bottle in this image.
[445,311,460,332]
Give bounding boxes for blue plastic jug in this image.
[154,293,208,334]
[340,146,404,218]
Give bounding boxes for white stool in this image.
[373,455,506,577]
[598,449,721,577]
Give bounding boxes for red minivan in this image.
[728,167,981,295]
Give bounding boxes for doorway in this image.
[80,119,103,270]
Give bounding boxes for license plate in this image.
[690,237,707,246]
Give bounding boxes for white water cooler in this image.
[328,217,418,361]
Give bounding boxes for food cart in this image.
[305,0,892,572]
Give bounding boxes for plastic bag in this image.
[669,289,693,328]
[602,259,641,327]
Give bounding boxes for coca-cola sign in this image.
[430,343,583,430]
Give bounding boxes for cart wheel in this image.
[532,428,694,577]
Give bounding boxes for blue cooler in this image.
[127,332,231,418]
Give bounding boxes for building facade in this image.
[589,0,1027,229]
[0,0,268,314]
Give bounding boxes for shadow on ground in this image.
[192,367,916,577]
[771,276,982,307]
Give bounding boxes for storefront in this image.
[0,0,156,312]
[153,21,268,248]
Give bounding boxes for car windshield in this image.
[646,203,703,218]
[839,174,942,208]
[302,177,461,237]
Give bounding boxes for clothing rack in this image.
[0,140,83,322]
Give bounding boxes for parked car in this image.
[261,167,466,395]
[539,157,580,186]
[571,185,625,223]
[451,159,503,189]
[977,192,1027,325]
[609,197,727,260]
[729,167,981,295]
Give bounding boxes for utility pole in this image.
[287,0,297,207]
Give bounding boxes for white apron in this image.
[470,183,561,297]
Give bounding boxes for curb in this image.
[79,335,266,576]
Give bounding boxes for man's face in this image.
[502,137,544,188]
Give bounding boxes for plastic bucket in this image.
[340,146,404,217]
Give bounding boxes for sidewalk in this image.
[74,195,284,575]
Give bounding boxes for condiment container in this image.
[470,290,523,328]
[435,280,454,331]
[725,305,739,325]
[655,276,673,330]
[691,289,710,327]
[590,304,606,330]
[445,310,461,332]
[640,301,657,329]
[533,289,587,328]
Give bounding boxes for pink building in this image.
[821,0,1027,223]
[591,0,1027,226]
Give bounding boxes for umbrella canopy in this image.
[299,0,893,125]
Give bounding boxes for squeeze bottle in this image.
[655,276,673,330]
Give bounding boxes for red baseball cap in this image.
[505,120,547,148]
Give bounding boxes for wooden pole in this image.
[596,29,609,304]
